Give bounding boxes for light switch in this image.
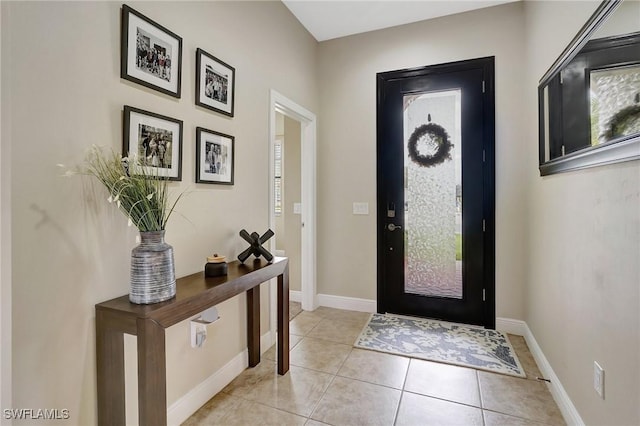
[293,203,302,214]
[353,202,369,215]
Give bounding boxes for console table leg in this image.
[137,318,167,426]
[96,311,126,426]
[247,287,260,367]
[277,265,290,375]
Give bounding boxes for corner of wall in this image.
[166,331,273,425]
[497,317,585,426]
[522,323,586,426]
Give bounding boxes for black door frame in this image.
[376,57,496,329]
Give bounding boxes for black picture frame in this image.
[196,127,235,185]
[195,48,236,117]
[121,4,183,98]
[123,105,183,181]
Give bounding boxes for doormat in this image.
[354,313,525,378]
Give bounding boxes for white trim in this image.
[167,350,246,425]
[317,294,376,313]
[168,312,584,426]
[496,318,584,426]
[167,331,274,425]
[522,322,585,426]
[289,290,302,303]
[495,317,527,336]
[268,90,318,344]
[261,329,276,353]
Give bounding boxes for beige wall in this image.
[523,2,640,425]
[0,1,13,413]
[1,1,317,424]
[273,113,302,293]
[317,2,528,318]
[4,1,640,424]
[282,116,302,292]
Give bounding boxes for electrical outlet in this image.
[190,320,208,348]
[594,361,605,399]
[353,202,369,215]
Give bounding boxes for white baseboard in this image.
[261,330,275,353]
[167,331,273,425]
[289,290,302,303]
[317,293,376,313]
[168,310,583,426]
[496,317,527,336]
[496,318,584,426]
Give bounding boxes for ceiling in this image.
[282,0,520,42]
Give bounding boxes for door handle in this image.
[387,223,402,231]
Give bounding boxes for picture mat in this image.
[127,110,180,178]
[126,13,179,93]
[198,54,233,114]
[198,132,233,183]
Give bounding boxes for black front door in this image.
[376,57,495,327]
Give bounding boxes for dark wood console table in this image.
[95,257,289,426]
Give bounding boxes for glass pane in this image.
[590,64,640,146]
[403,90,462,299]
[274,139,283,216]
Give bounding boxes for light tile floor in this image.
[184,303,565,426]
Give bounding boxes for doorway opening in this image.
[273,112,302,303]
[268,90,317,340]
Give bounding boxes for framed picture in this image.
[121,4,182,98]
[196,127,235,185]
[123,105,183,181]
[195,48,235,117]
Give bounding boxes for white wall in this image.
[317,2,528,319]
[1,1,317,424]
[523,2,640,425]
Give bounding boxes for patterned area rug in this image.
[355,313,525,378]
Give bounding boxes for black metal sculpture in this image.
[238,229,274,263]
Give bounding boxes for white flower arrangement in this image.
[73,146,182,232]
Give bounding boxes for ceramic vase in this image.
[130,230,176,304]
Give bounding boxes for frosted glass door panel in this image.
[403,90,462,298]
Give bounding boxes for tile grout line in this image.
[305,351,350,425]
[392,358,413,425]
[476,369,487,426]
[476,369,485,409]
[190,307,561,425]
[295,309,359,425]
[401,389,486,412]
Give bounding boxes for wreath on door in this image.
[407,121,453,167]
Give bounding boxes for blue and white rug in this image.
[354,313,525,378]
